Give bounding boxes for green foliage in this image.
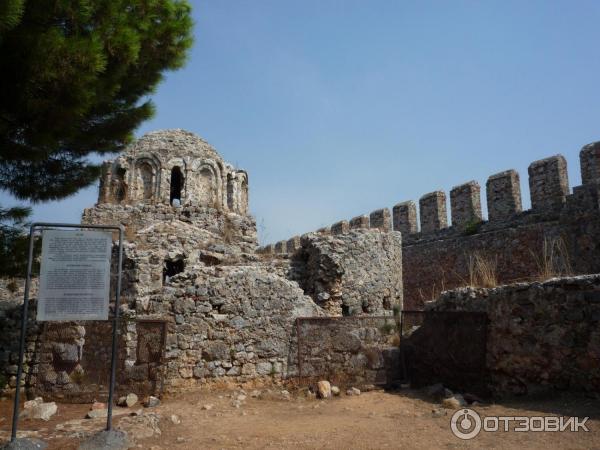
[463,220,482,236]
[0,0,193,276]
[0,206,40,278]
[0,0,194,202]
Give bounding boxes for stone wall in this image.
[263,142,600,311]
[288,230,403,316]
[137,265,322,390]
[400,146,600,309]
[296,316,401,386]
[424,275,600,396]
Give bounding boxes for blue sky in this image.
[3,0,600,244]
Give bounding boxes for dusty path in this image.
[1,386,599,449]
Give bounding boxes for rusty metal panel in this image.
[400,310,488,396]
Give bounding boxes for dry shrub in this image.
[468,252,498,288]
[531,236,572,281]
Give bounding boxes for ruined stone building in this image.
[0,130,402,400]
[1,130,599,399]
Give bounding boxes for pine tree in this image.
[0,0,194,276]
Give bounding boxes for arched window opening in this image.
[163,258,184,285]
[114,167,127,203]
[198,167,216,206]
[240,179,248,214]
[170,166,183,205]
[138,162,154,200]
[227,174,234,210]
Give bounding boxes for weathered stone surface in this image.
[118,393,138,408]
[419,191,447,233]
[290,230,402,315]
[580,141,600,185]
[450,181,482,229]
[369,208,391,231]
[144,396,160,408]
[427,274,600,396]
[392,201,417,234]
[1,438,48,449]
[78,430,130,450]
[528,155,569,210]
[349,215,369,230]
[316,380,331,398]
[486,169,522,221]
[21,399,57,421]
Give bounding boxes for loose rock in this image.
[145,396,160,408]
[346,387,361,396]
[21,400,57,421]
[118,393,138,408]
[317,380,331,399]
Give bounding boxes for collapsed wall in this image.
[0,129,405,399]
[288,230,403,315]
[421,275,600,396]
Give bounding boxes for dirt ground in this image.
[1,385,599,449]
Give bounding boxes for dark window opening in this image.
[170,166,183,205]
[163,259,184,284]
[115,168,127,203]
[342,304,350,316]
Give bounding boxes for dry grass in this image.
[467,251,498,288]
[531,236,573,281]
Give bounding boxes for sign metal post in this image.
[10,223,124,442]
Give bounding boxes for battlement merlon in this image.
[580,142,600,185]
[419,191,447,233]
[528,155,569,211]
[486,169,522,222]
[369,208,392,231]
[393,201,417,235]
[450,181,482,229]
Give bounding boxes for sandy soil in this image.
[1,385,599,449]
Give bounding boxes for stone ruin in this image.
[0,129,403,400]
[1,129,600,400]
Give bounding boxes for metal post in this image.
[106,226,124,431]
[296,318,302,381]
[10,225,37,441]
[9,222,124,441]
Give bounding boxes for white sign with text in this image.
[37,229,112,321]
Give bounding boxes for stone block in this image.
[486,169,522,221]
[331,220,350,235]
[450,181,482,228]
[580,142,600,185]
[369,208,391,231]
[349,215,369,229]
[528,155,569,210]
[392,201,417,234]
[419,191,447,233]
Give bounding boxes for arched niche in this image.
[135,160,156,201]
[111,166,128,204]
[198,165,218,207]
[237,172,249,215]
[240,179,248,215]
[227,173,235,210]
